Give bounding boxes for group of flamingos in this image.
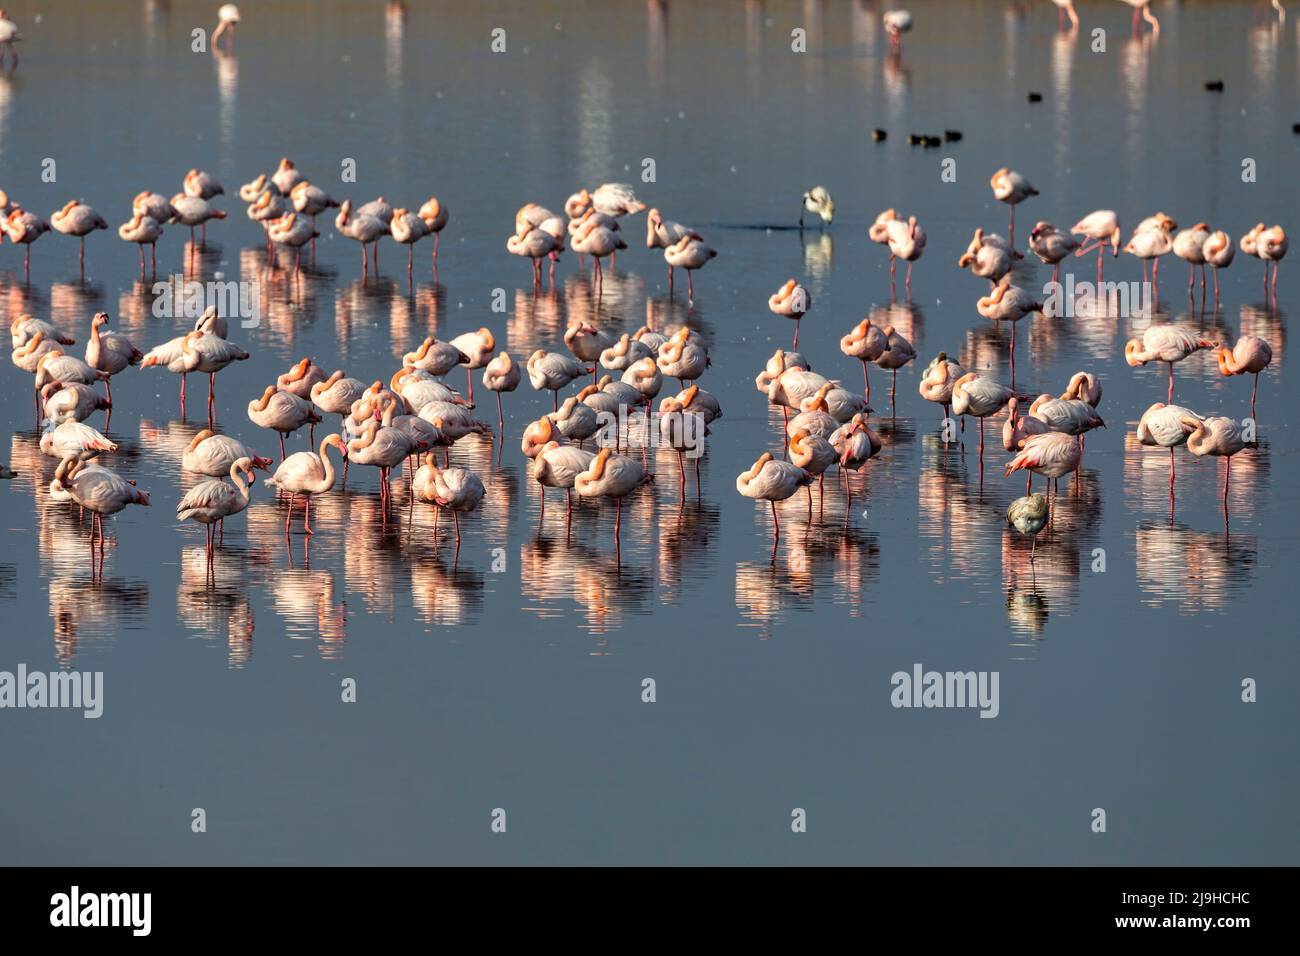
[3,149,1282,575]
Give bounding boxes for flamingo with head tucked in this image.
[1125,326,1216,402]
[1217,335,1273,419]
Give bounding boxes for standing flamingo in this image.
[50,201,108,275]
[412,462,485,548]
[1172,223,1211,298]
[265,434,347,535]
[574,448,653,555]
[2,206,50,272]
[177,457,263,557]
[736,452,813,553]
[482,352,521,444]
[768,279,811,348]
[952,372,1014,472]
[1217,336,1273,419]
[830,414,882,526]
[1183,416,1251,511]
[335,199,388,275]
[531,441,596,526]
[1003,431,1081,512]
[450,328,495,405]
[1071,210,1122,282]
[989,169,1037,249]
[417,197,449,272]
[1137,402,1202,503]
[1124,326,1216,402]
[85,312,142,403]
[1202,230,1235,304]
[118,212,164,275]
[884,215,926,296]
[248,385,322,459]
[1122,0,1160,35]
[663,235,716,303]
[1028,222,1079,286]
[874,326,916,411]
[51,457,150,577]
[840,318,888,399]
[977,276,1042,384]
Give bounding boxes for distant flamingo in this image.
[769,279,811,348]
[531,440,596,525]
[874,326,916,410]
[1071,210,1122,281]
[248,385,322,459]
[840,317,888,399]
[1137,402,1202,501]
[953,372,1013,468]
[118,212,164,275]
[411,463,485,547]
[450,328,495,405]
[574,448,653,553]
[1004,431,1081,510]
[663,235,716,302]
[85,312,142,402]
[177,456,263,556]
[1202,230,1235,304]
[1028,221,1079,285]
[1183,415,1251,509]
[51,200,108,274]
[989,168,1037,248]
[52,457,150,575]
[482,352,521,442]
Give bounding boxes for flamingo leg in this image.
[1251,372,1259,420]
[1167,362,1174,403]
[304,495,313,535]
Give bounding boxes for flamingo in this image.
[1028,393,1105,472]
[1202,229,1236,304]
[1061,371,1103,408]
[599,333,654,373]
[183,429,273,476]
[1004,432,1081,511]
[11,315,74,348]
[839,318,888,400]
[482,352,521,442]
[417,197,449,272]
[42,382,110,424]
[335,199,388,275]
[571,217,626,285]
[1052,0,1080,31]
[185,328,249,420]
[989,169,1037,248]
[958,228,1013,286]
[85,312,142,402]
[404,336,469,377]
[0,9,21,67]
[212,3,240,50]
[1002,396,1051,452]
[789,393,847,444]
[35,349,109,396]
[248,385,323,459]
[1133,212,1177,238]
[264,434,347,535]
[883,9,913,54]
[574,448,653,553]
[655,327,709,387]
[289,180,339,254]
[507,225,558,284]
[977,276,1042,383]
[387,207,431,277]
[563,319,614,380]
[1183,416,1251,509]
[169,193,226,250]
[1028,221,1079,285]
[118,212,164,275]
[141,330,201,415]
[869,208,900,249]
[50,200,108,274]
[1137,402,1202,500]
[952,372,1014,468]
[884,216,926,295]
[40,420,116,461]
[310,371,369,433]
[769,279,811,348]
[177,456,263,556]
[830,414,882,526]
[621,357,664,413]
[270,157,303,196]
[276,357,328,405]
[736,452,813,551]
[391,368,465,412]
[1124,227,1174,300]
[51,457,150,573]
[1124,326,1217,402]
[184,168,224,201]
[450,327,495,405]
[1007,494,1049,562]
[267,212,318,271]
[1071,210,1122,281]
[1172,223,1211,296]
[874,326,916,410]
[248,189,292,252]
[527,349,592,411]
[531,441,595,525]
[346,419,424,508]
[800,187,835,230]
[1217,336,1273,419]
[1257,225,1288,298]
[918,352,967,429]
[789,428,837,515]
[589,183,646,220]
[411,463,485,547]
[671,383,723,426]
[1121,0,1159,35]
[663,235,716,302]
[646,209,701,286]
[3,206,50,272]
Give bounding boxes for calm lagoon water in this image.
[1,0,1298,864]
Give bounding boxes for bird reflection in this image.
[520,534,653,634]
[177,545,257,667]
[1135,522,1257,612]
[49,575,149,665]
[802,232,833,284]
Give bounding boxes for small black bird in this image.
[923,136,942,148]
[872,128,887,142]
[944,130,963,142]
[1027,92,1043,103]
[1204,80,1224,92]
[907,133,924,145]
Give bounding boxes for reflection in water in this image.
[1135,523,1257,613]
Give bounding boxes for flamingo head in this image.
[1123,338,1146,367]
